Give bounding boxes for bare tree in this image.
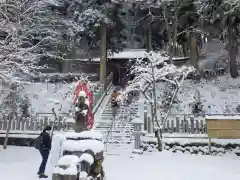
[124,51,194,151]
[0,0,52,82]
[0,0,48,148]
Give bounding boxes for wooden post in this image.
[143,101,148,131]
[189,30,198,69]
[62,60,70,73]
[190,116,194,133]
[176,116,180,132]
[185,120,189,133]
[200,120,204,133]
[166,120,170,132]
[171,119,174,132]
[147,23,152,52]
[208,138,211,155]
[227,16,238,78]
[196,120,200,133]
[100,22,107,85]
[180,120,184,132]
[147,117,152,133]
[0,117,3,130]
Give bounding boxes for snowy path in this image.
[1,146,240,180]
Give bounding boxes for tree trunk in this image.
[172,0,179,57]
[189,31,198,68]
[161,2,173,63]
[100,22,107,84]
[147,24,152,52]
[3,113,14,149]
[151,63,162,152]
[227,17,238,78]
[3,85,17,149]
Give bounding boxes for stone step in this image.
[96,130,133,134]
[97,129,132,133]
[106,137,131,140]
[104,141,132,144]
[95,126,133,129]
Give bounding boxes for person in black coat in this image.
[37,126,52,178]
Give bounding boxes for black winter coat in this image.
[40,131,51,150]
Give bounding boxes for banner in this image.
[73,82,94,129]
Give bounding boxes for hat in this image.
[44,126,52,131]
[79,91,87,97]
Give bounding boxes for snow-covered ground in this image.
[22,82,99,115]
[0,81,101,116]
[157,75,240,114]
[1,146,240,180]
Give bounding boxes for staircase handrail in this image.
[92,72,113,114]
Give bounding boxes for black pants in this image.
[38,149,50,174]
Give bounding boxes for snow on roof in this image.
[205,115,240,120]
[108,49,188,60]
[75,49,188,61]
[57,155,80,166]
[62,131,103,140]
[79,153,94,165]
[108,49,165,59]
[62,139,104,154]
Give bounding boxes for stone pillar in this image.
[100,22,107,85]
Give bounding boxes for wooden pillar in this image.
[62,60,70,73]
[189,31,198,68]
[227,16,238,78]
[100,22,107,84]
[147,23,152,52]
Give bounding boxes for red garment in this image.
[73,82,94,129]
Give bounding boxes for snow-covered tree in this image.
[124,51,194,151]
[0,0,52,149]
[25,0,127,60]
[0,0,49,83]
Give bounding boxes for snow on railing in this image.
[103,94,138,151]
[92,72,113,109]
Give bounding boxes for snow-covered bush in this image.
[236,105,240,113]
[141,136,240,156]
[191,90,204,114]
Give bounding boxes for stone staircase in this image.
[94,94,140,154]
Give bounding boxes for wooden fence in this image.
[0,115,72,133]
[153,113,240,134]
[160,117,207,134]
[2,113,239,135]
[0,73,114,134]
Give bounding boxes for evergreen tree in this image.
[24,0,127,60]
[199,0,240,78]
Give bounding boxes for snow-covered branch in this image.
[0,0,45,84]
[125,51,194,95]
